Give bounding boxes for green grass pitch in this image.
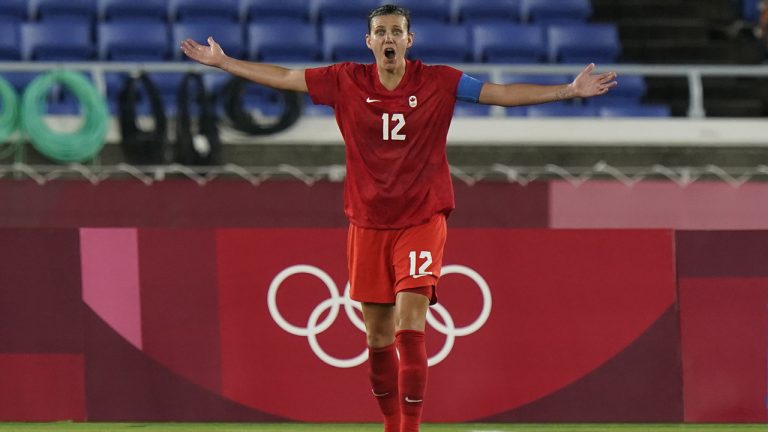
[0,424,766,432]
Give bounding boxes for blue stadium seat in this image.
[147,72,184,116]
[31,0,99,21]
[521,0,591,24]
[245,0,311,22]
[473,23,545,63]
[173,21,245,60]
[584,75,647,107]
[0,20,21,60]
[599,104,671,118]
[548,24,620,64]
[248,21,320,62]
[454,0,521,25]
[98,21,170,61]
[322,20,371,62]
[169,0,239,22]
[311,0,379,24]
[21,20,95,61]
[389,0,451,24]
[408,23,469,63]
[505,106,528,116]
[100,0,168,22]
[501,73,570,86]
[0,0,28,21]
[527,104,597,117]
[1,72,39,95]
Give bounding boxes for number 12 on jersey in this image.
[382,113,406,141]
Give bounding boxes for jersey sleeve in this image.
[429,65,464,101]
[305,63,345,107]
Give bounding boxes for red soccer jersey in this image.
[305,60,462,229]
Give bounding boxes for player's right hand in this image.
[181,36,226,68]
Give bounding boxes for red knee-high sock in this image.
[397,330,427,432]
[368,343,400,432]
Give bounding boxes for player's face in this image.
[366,15,413,69]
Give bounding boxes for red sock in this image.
[368,343,400,432]
[397,330,427,432]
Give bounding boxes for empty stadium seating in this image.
[547,24,620,63]
[473,23,546,63]
[245,0,311,23]
[322,20,371,62]
[100,0,168,22]
[0,21,22,60]
[173,21,245,60]
[169,0,239,22]
[454,0,521,25]
[248,20,320,62]
[21,19,95,61]
[98,20,171,61]
[30,0,99,21]
[407,22,470,63]
[521,0,592,23]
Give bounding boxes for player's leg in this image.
[348,222,402,432]
[395,290,430,432]
[362,303,399,432]
[391,214,447,432]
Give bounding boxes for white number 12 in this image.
[408,250,433,277]
[382,113,406,141]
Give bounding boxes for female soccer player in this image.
[182,5,617,431]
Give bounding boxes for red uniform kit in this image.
[306,61,462,303]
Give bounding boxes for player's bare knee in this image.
[366,329,395,348]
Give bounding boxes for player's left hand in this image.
[571,63,617,98]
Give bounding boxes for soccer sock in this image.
[368,342,400,432]
[397,330,427,432]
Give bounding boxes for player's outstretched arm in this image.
[477,63,617,107]
[180,37,308,93]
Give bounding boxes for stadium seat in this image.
[584,75,647,107]
[169,0,240,22]
[521,0,591,24]
[248,21,320,62]
[173,21,245,60]
[408,23,470,63]
[505,106,528,116]
[322,20,372,62]
[100,0,168,22]
[0,21,21,60]
[147,72,185,116]
[31,0,99,21]
[0,0,28,21]
[311,0,379,24]
[454,0,521,25]
[98,21,170,61]
[388,0,451,24]
[599,104,671,118]
[548,24,621,64]
[245,0,311,22]
[473,23,545,63]
[21,20,95,61]
[501,73,571,86]
[527,104,597,117]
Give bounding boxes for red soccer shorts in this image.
[347,213,446,305]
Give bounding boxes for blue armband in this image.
[456,73,484,103]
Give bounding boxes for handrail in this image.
[2,61,768,118]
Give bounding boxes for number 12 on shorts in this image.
[409,250,433,278]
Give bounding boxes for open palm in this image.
[181,36,226,68]
[571,63,617,98]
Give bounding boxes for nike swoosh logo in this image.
[366,98,381,103]
[404,397,423,403]
[412,274,431,279]
[372,390,390,397]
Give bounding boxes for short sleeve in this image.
[428,65,463,100]
[305,63,344,106]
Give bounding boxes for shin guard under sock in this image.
[396,330,427,432]
[368,343,400,432]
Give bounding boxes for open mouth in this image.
[384,48,396,59]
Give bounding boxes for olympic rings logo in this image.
[267,264,492,368]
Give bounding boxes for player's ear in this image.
[406,32,413,49]
[365,33,372,50]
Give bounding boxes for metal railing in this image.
[2,61,768,118]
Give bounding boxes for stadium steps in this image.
[594,0,766,117]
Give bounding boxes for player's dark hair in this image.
[367,4,411,33]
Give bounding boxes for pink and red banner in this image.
[0,179,766,423]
